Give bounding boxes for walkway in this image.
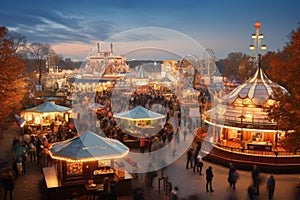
[0,125,300,199]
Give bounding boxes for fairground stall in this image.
[21,101,71,134]
[113,106,166,148]
[43,130,133,199]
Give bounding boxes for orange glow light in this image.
[254,22,261,29]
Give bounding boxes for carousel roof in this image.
[113,106,165,121]
[204,68,287,130]
[49,130,129,162]
[25,101,71,113]
[223,67,287,106]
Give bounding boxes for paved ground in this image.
[0,125,300,200]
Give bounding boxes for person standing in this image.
[2,169,16,200]
[206,166,214,192]
[267,175,276,200]
[197,154,204,175]
[139,136,145,153]
[186,148,193,169]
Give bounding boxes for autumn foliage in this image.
[266,26,300,151]
[0,27,26,130]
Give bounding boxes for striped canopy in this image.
[223,68,287,106]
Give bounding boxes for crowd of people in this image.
[184,145,277,200]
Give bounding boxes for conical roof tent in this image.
[25,101,71,113]
[113,106,165,121]
[49,130,129,162]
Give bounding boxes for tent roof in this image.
[136,66,148,78]
[223,68,287,106]
[113,106,165,121]
[25,101,71,113]
[88,102,105,109]
[49,130,129,162]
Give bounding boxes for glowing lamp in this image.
[254,21,261,29]
[252,34,256,39]
[259,34,264,39]
[261,45,267,50]
[249,45,255,50]
[14,114,26,127]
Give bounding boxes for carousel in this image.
[203,22,287,153]
[200,22,300,172]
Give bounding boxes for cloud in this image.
[1,8,115,44]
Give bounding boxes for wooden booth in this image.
[43,130,133,199]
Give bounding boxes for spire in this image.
[249,21,267,69]
[97,42,100,53]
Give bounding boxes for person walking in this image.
[186,148,193,169]
[247,184,256,200]
[267,175,276,200]
[205,166,214,192]
[228,163,239,189]
[251,165,260,195]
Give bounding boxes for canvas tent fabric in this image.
[222,68,287,106]
[88,102,105,109]
[113,106,165,121]
[25,101,71,113]
[49,130,129,162]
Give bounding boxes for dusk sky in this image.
[1,0,300,60]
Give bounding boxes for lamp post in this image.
[249,21,267,69]
[239,114,246,151]
[14,113,26,135]
[274,122,279,166]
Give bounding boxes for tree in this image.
[267,25,300,151]
[217,52,252,80]
[26,42,53,86]
[0,27,27,130]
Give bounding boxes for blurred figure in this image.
[139,136,145,153]
[2,168,16,200]
[267,175,276,200]
[228,163,239,189]
[186,148,193,169]
[102,177,112,200]
[170,186,179,200]
[251,165,260,195]
[133,187,145,200]
[247,184,256,200]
